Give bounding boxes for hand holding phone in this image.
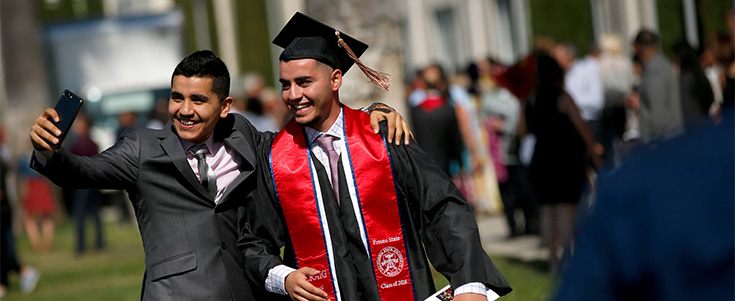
[30,90,84,151]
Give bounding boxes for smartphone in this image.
[46,89,84,149]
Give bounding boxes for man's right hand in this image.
[285,267,329,301]
[30,108,62,151]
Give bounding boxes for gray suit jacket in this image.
[639,53,684,142]
[31,114,278,300]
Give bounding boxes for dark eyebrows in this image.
[191,93,209,100]
[279,76,314,84]
[169,91,210,101]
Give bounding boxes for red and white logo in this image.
[377,246,403,277]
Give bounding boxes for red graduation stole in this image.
[269,107,415,301]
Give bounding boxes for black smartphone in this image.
[46,89,84,149]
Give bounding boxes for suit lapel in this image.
[217,117,256,206]
[222,122,256,169]
[159,129,212,202]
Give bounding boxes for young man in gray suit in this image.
[28,50,409,300]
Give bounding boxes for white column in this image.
[0,3,5,124]
[682,0,699,48]
[511,0,531,58]
[406,0,430,68]
[467,0,489,62]
[266,0,305,84]
[192,0,211,51]
[103,0,119,17]
[622,0,641,41]
[590,0,605,42]
[148,0,175,13]
[278,0,304,24]
[484,0,501,60]
[641,0,659,32]
[212,0,240,76]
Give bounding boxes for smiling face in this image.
[169,75,232,144]
[279,59,342,132]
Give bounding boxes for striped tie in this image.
[190,144,217,197]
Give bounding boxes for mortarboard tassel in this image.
[335,31,391,91]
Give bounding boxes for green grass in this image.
[5,219,553,300]
[4,220,145,301]
[433,257,554,301]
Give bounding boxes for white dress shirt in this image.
[565,56,605,121]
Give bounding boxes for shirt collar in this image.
[305,106,344,146]
[180,135,218,156]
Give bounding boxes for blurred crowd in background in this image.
[405,24,733,271]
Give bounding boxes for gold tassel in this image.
[335,31,391,91]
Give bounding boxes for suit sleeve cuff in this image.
[454,282,500,300]
[33,149,54,167]
[265,264,296,295]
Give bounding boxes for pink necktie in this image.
[315,135,340,204]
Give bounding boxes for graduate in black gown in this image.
[237,13,511,301]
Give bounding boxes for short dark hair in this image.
[634,30,660,49]
[536,54,565,90]
[172,50,230,100]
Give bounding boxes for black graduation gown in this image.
[238,122,512,300]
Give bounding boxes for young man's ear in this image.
[330,69,343,91]
[220,96,233,118]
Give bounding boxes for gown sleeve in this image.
[237,138,292,291]
[383,122,513,296]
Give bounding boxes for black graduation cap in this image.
[273,12,391,91]
[273,12,367,74]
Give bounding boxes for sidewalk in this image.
[475,214,549,262]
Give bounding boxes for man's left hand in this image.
[368,103,413,145]
[454,293,487,301]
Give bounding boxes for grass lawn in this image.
[4,219,145,301]
[5,219,553,300]
[432,257,554,300]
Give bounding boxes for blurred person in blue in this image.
[0,125,40,297]
[68,113,105,255]
[521,55,603,271]
[28,49,409,300]
[448,71,483,203]
[238,12,511,301]
[554,105,734,301]
[631,30,684,143]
